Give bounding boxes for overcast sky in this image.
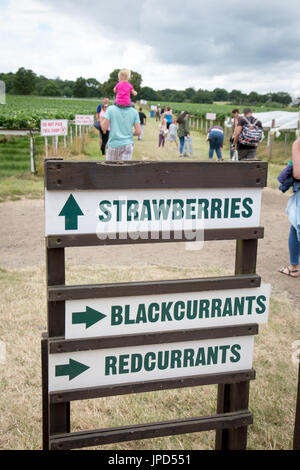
[1,0,300,96]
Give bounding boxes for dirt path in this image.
[0,188,299,307]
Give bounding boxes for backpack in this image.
[238,116,263,147]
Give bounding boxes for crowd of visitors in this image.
[93,69,299,284]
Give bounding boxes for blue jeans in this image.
[209,131,224,160]
[179,136,185,154]
[289,225,300,265]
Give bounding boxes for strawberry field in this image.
[0,95,100,129]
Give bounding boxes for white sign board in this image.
[49,335,254,392]
[65,285,270,340]
[75,115,94,126]
[41,120,68,136]
[45,187,263,237]
[206,113,216,121]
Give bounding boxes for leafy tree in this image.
[192,89,213,104]
[139,86,159,100]
[41,80,61,97]
[170,90,186,102]
[13,67,37,95]
[184,87,196,101]
[73,77,88,98]
[212,88,229,102]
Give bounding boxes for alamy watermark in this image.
[95,195,205,250]
[0,81,5,104]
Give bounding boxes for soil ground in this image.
[0,187,298,307]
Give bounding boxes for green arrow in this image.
[59,194,84,230]
[72,306,107,329]
[55,359,90,381]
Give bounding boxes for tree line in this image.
[0,67,292,107]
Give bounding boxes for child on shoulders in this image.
[113,69,137,107]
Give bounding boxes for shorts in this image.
[166,122,172,129]
[106,144,134,161]
[169,134,177,142]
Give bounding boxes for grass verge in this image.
[0,264,299,450]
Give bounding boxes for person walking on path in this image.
[158,118,168,148]
[230,108,240,159]
[232,108,263,160]
[101,104,141,161]
[95,97,109,152]
[206,124,224,161]
[138,107,147,140]
[99,103,110,155]
[278,139,300,277]
[163,107,173,131]
[168,119,178,150]
[177,111,190,157]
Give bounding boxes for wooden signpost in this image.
[42,160,269,450]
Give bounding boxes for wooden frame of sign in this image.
[42,160,268,450]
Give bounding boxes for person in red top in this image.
[113,69,137,107]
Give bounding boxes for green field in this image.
[147,100,294,120]
[0,95,295,200]
[0,95,101,129]
[0,95,294,129]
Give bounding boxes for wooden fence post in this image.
[44,244,70,450]
[30,133,36,174]
[268,119,276,161]
[294,361,300,449]
[215,238,257,450]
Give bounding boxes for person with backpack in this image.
[232,108,263,160]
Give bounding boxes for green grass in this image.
[0,264,298,449]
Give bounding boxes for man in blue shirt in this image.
[101,104,141,161]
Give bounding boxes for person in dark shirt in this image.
[232,108,263,160]
[94,97,109,152]
[138,108,147,140]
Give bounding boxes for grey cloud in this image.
[42,0,300,75]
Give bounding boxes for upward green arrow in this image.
[59,194,84,230]
[55,359,90,381]
[72,306,107,329]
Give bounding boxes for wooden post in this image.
[30,134,36,174]
[268,119,275,161]
[45,137,48,158]
[284,133,288,156]
[64,135,67,149]
[52,137,56,156]
[294,361,300,450]
[45,244,70,449]
[81,132,85,153]
[215,238,257,450]
[70,125,73,146]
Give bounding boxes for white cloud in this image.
[1,0,300,96]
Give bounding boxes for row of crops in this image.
[148,101,294,121]
[0,96,100,129]
[0,95,294,129]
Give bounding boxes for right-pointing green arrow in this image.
[55,359,90,381]
[72,306,107,329]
